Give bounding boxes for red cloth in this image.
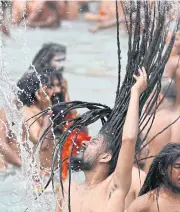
[61,114,91,180]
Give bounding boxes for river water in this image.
[0,20,128,212]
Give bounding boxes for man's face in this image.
[50,53,66,71]
[51,78,65,104]
[71,134,105,171]
[174,32,180,54]
[52,78,62,94]
[166,157,180,192]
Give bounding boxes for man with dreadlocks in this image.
[56,68,147,212]
[29,42,70,103]
[140,77,180,173]
[127,142,180,212]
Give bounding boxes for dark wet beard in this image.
[51,93,65,105]
[164,176,180,193]
[70,156,93,172]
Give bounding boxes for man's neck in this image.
[83,167,109,187]
[31,102,42,111]
[161,186,180,201]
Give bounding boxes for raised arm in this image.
[110,68,147,196]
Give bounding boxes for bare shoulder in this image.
[132,167,146,196]
[132,166,146,181]
[165,55,180,76]
[151,109,171,130]
[127,193,152,212]
[23,106,40,122]
[132,167,146,183]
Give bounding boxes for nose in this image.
[82,140,88,147]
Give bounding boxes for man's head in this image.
[17,71,53,107]
[139,143,180,196]
[144,77,176,114]
[174,31,180,54]
[30,43,66,73]
[71,131,116,174]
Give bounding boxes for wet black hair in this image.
[29,42,66,73]
[17,71,50,107]
[139,143,180,196]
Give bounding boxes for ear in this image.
[99,152,112,163]
[35,90,41,102]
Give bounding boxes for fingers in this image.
[136,67,147,81]
[133,74,138,81]
[141,66,147,81]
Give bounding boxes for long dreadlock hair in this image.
[25,1,179,211]
[29,42,66,73]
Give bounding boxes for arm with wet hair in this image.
[108,68,147,202]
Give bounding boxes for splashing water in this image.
[0,3,56,212]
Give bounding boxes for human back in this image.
[141,77,180,173]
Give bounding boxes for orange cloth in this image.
[61,114,91,180]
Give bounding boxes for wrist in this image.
[131,88,141,96]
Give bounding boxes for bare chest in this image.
[149,198,180,212]
[62,186,107,212]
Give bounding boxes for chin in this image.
[70,155,83,170]
[165,178,180,193]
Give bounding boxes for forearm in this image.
[0,142,22,166]
[122,89,140,141]
[112,89,140,190]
